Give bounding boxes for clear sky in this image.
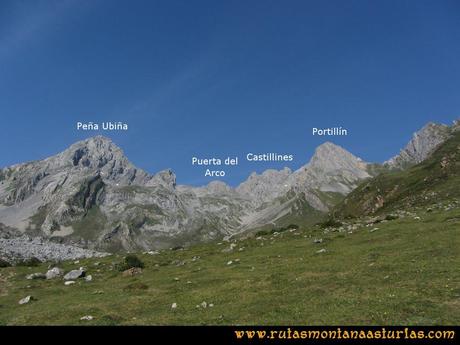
[1,0,459,186]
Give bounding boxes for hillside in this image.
[0,204,458,325]
[333,128,460,218]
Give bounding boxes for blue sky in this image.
[0,0,459,186]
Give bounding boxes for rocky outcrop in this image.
[385,122,452,169]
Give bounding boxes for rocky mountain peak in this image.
[61,136,125,168]
[306,142,368,174]
[49,136,152,186]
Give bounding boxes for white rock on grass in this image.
[85,275,93,282]
[19,296,33,305]
[80,315,94,321]
[316,248,327,254]
[64,281,76,286]
[171,303,177,309]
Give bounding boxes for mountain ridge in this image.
[0,119,457,252]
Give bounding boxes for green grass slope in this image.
[0,204,459,325]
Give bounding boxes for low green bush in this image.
[318,219,343,229]
[117,254,145,271]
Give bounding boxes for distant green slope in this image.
[332,130,460,218]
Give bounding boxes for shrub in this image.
[318,219,343,229]
[117,254,145,271]
[125,254,144,268]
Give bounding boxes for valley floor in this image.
[0,206,459,325]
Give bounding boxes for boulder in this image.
[46,267,63,279]
[64,269,85,280]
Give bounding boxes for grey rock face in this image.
[385,122,451,169]
[237,168,293,206]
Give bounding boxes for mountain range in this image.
[0,120,458,252]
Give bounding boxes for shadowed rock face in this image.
[0,121,454,251]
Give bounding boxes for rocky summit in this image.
[0,121,456,255]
